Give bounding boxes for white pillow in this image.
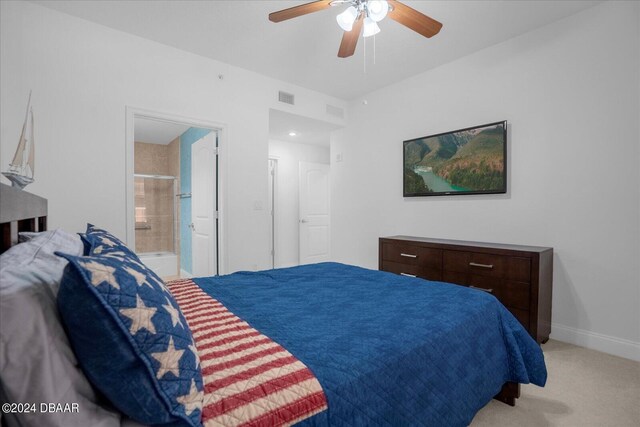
[17,230,44,243]
[0,230,121,427]
[1,229,83,295]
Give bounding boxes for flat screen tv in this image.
[403,120,507,197]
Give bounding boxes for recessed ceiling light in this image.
[289,131,297,136]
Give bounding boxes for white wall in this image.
[331,1,640,360]
[269,139,330,268]
[0,0,346,274]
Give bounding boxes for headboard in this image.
[0,183,47,253]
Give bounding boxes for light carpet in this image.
[471,339,640,426]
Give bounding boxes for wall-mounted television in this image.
[403,121,507,197]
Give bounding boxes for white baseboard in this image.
[180,269,193,278]
[551,323,640,362]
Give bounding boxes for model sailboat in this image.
[3,92,35,189]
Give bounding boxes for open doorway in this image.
[132,118,185,278]
[126,108,225,279]
[268,109,341,268]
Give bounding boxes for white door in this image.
[299,161,330,265]
[191,132,217,276]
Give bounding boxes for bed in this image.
[0,184,546,427]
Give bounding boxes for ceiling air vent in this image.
[326,104,345,119]
[278,91,295,105]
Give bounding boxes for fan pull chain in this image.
[363,35,367,74]
[373,34,376,65]
[362,35,377,74]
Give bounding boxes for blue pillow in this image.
[57,252,203,427]
[84,223,139,260]
[77,233,92,256]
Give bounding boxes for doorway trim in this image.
[125,106,228,274]
[268,157,279,269]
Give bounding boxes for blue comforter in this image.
[194,262,546,427]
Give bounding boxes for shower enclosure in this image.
[134,174,178,277]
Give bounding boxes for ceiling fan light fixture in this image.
[362,17,381,37]
[367,0,389,22]
[268,0,443,59]
[336,6,358,31]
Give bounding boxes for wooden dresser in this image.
[379,236,553,344]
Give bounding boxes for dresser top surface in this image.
[381,235,552,254]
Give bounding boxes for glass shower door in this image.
[134,174,177,255]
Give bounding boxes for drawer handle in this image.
[469,262,494,269]
[400,253,417,258]
[400,273,416,278]
[470,285,494,293]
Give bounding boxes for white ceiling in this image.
[269,109,342,147]
[33,0,601,100]
[134,117,191,145]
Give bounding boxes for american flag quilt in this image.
[188,263,547,427]
[167,279,328,427]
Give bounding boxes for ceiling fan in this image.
[269,0,442,58]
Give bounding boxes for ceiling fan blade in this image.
[387,0,443,38]
[337,15,364,58]
[269,1,333,23]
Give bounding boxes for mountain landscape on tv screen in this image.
[404,123,505,195]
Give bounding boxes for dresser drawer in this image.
[420,268,442,282]
[441,273,498,295]
[443,250,531,282]
[382,261,442,281]
[466,275,498,293]
[494,281,530,311]
[442,270,467,285]
[444,251,503,278]
[504,257,531,282]
[382,243,421,265]
[380,261,419,278]
[443,272,530,312]
[382,243,441,269]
